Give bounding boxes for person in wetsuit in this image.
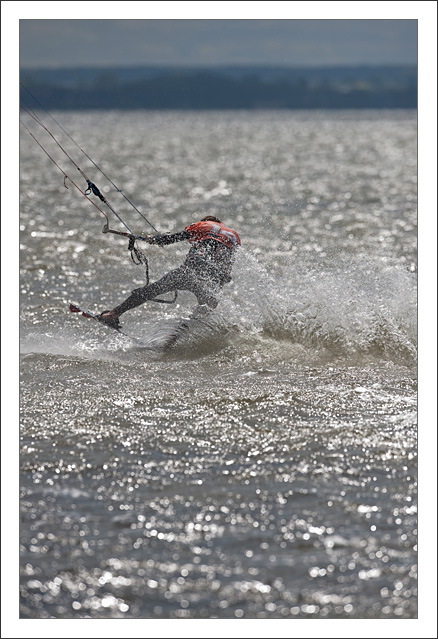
[98,216,241,328]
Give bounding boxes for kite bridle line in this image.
[20,90,177,303]
[20,83,159,234]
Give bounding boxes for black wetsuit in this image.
[113,224,240,316]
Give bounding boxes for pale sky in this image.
[19,18,417,69]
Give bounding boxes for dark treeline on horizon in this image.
[20,65,417,110]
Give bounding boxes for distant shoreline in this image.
[20,64,417,110]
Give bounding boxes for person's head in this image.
[201,216,222,224]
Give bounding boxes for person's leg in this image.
[188,269,222,309]
[99,269,183,325]
[190,281,220,308]
[99,267,222,326]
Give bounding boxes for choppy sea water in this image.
[15,109,424,629]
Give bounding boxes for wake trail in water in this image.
[20,250,416,365]
[227,250,417,363]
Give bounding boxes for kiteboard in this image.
[69,303,209,350]
[69,303,129,334]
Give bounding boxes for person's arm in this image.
[145,230,190,246]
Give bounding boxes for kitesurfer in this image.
[98,216,241,328]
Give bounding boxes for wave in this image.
[19,250,417,366]
[215,250,417,364]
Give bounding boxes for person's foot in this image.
[98,310,121,329]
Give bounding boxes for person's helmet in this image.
[201,215,222,223]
